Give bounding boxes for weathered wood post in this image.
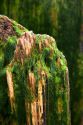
[0,15,71,125]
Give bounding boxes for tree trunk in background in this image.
[77,1,83,125]
[0,16,71,125]
[57,1,81,125]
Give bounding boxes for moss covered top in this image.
[0,15,67,72]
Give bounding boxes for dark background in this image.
[0,0,83,125]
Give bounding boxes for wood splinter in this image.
[6,69,15,113]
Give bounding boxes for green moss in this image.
[0,49,4,69]
[13,20,28,36]
[4,36,17,65]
